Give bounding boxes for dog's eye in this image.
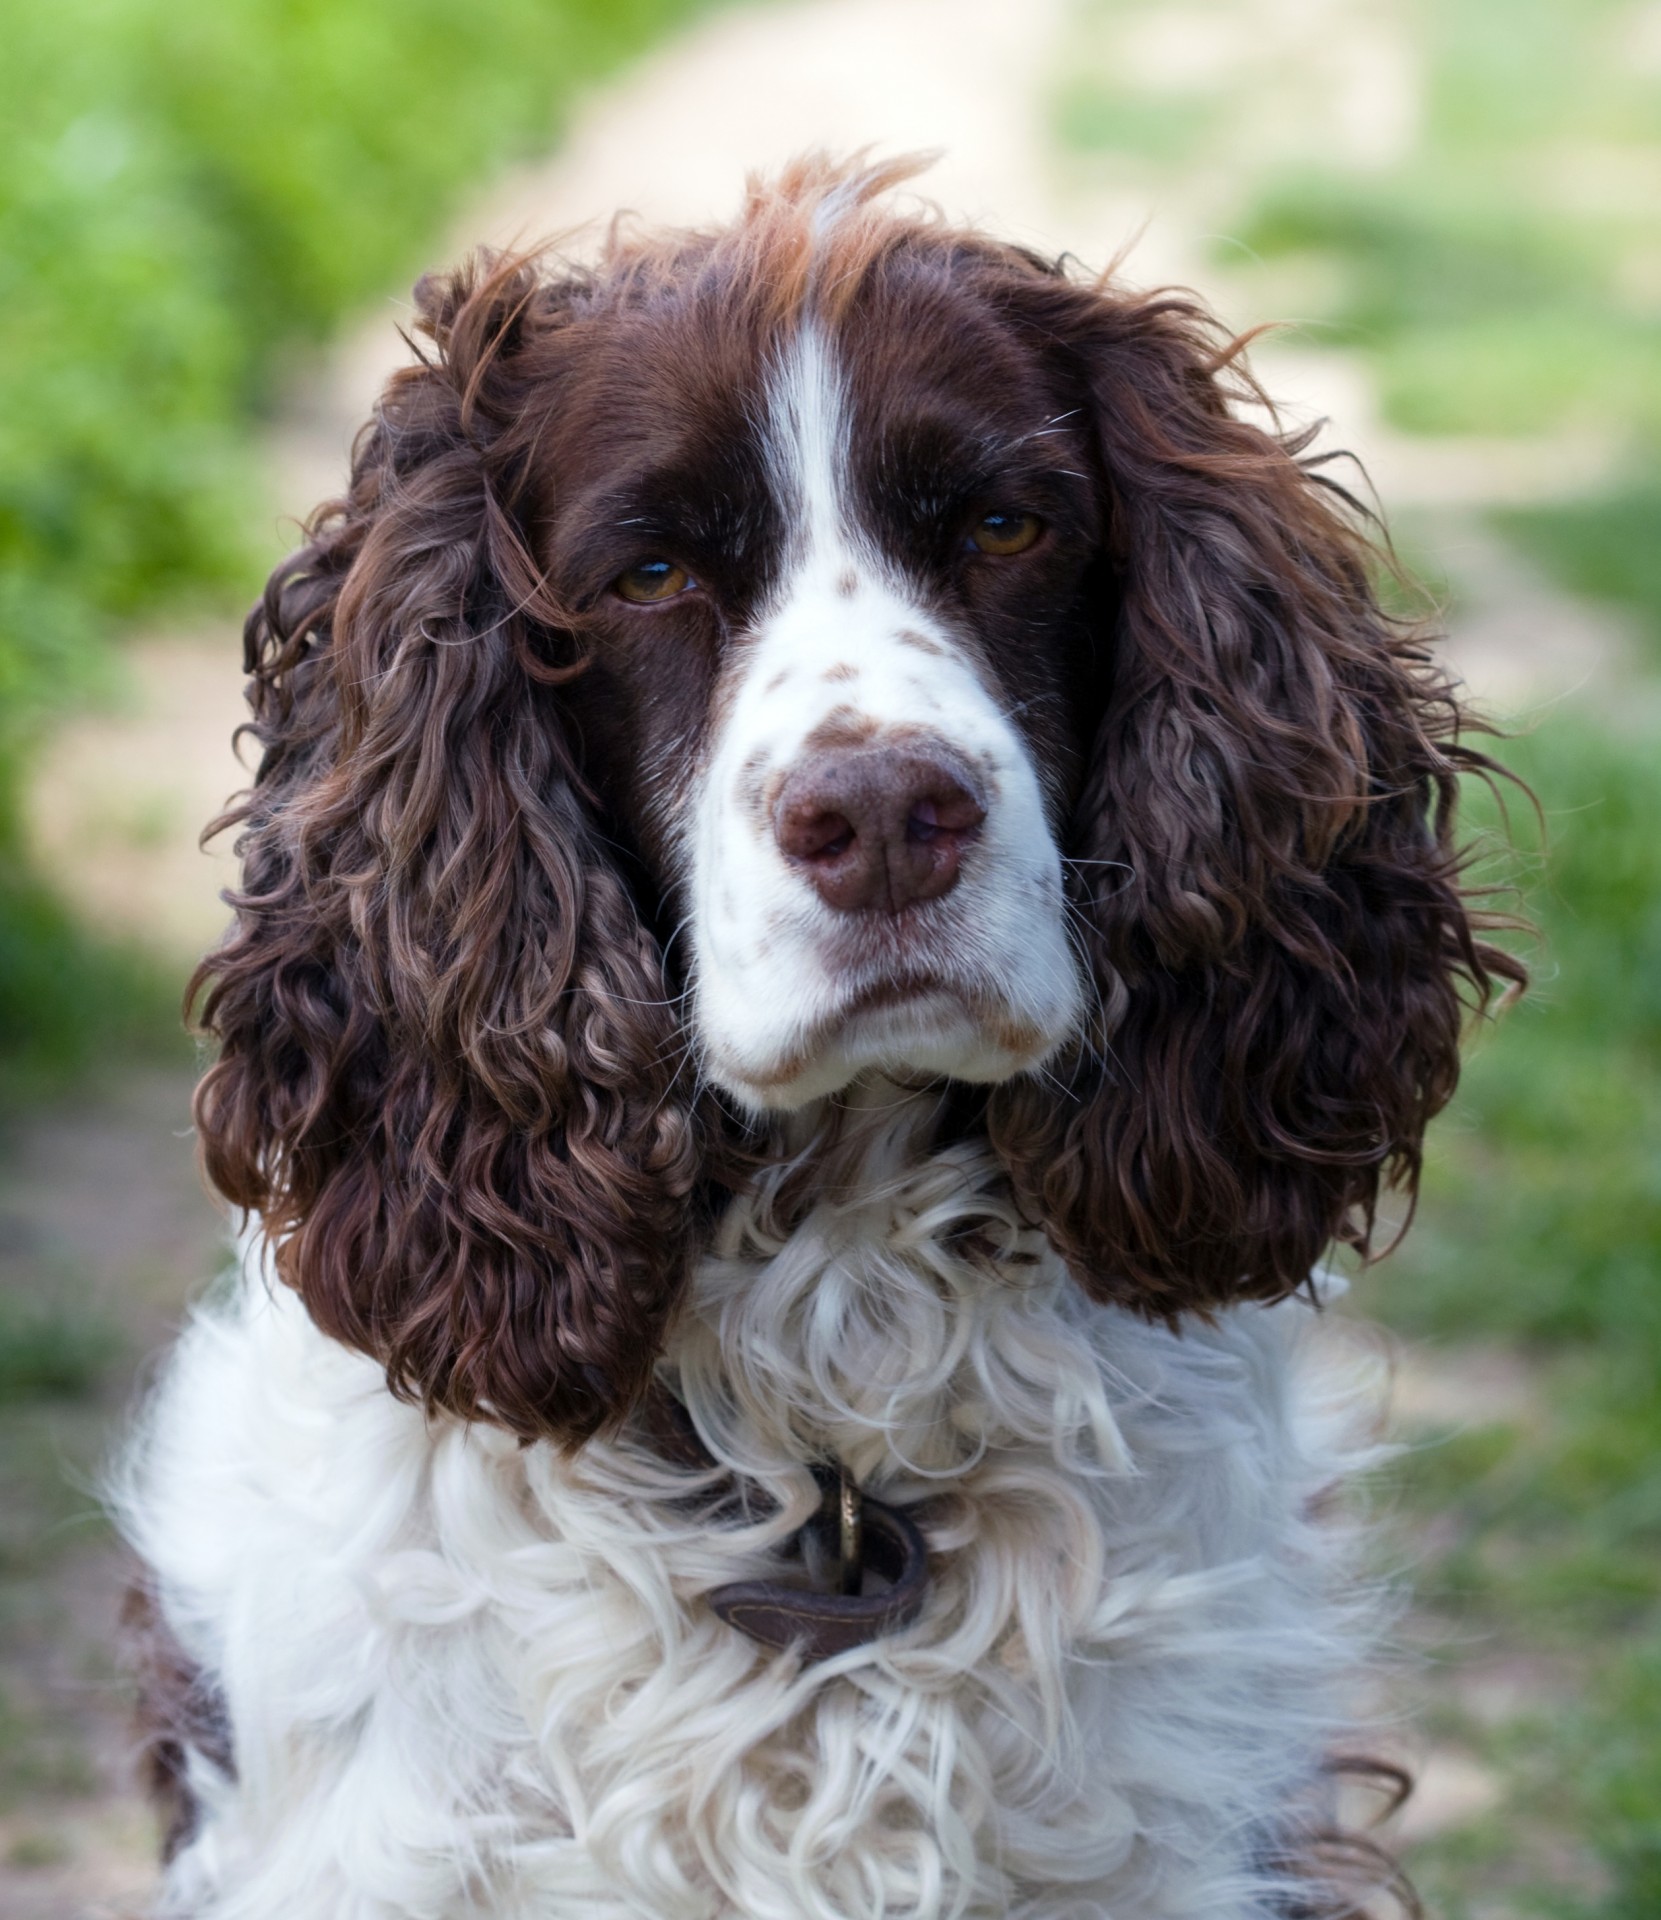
[968,512,1042,556]
[613,560,694,604]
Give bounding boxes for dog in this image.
[118,155,1520,1918]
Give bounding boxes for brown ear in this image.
[989,280,1522,1314]
[190,254,702,1443]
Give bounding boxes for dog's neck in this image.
[667,1078,1129,1492]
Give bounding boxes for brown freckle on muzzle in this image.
[823,663,859,683]
[896,629,946,657]
[803,706,882,752]
[836,570,858,599]
[991,1016,1046,1060]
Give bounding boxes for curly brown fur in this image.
[1265,1757,1423,1919]
[188,154,1523,1440]
[981,276,1525,1312]
[188,260,705,1444]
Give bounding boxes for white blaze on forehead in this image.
[768,323,847,581]
[686,324,1084,1110]
[745,325,963,764]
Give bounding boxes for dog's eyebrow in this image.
[560,465,769,550]
[865,415,1091,493]
[858,449,1096,537]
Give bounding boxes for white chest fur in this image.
[120,1104,1381,1920]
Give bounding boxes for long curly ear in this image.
[189,253,702,1443]
[989,280,1523,1314]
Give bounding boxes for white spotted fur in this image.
[119,1088,1386,1920]
[687,330,1083,1109]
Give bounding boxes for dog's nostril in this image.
[784,809,856,861]
[906,790,984,844]
[907,799,941,843]
[773,746,985,914]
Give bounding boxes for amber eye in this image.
[968,511,1042,556]
[613,559,693,604]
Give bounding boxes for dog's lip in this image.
[833,968,969,1019]
[813,964,1016,1043]
[712,970,1051,1095]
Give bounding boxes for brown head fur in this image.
[189,155,1522,1441]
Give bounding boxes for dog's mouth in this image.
[700,967,1062,1111]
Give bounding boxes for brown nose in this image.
[773,746,986,913]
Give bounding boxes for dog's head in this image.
[193,157,1520,1441]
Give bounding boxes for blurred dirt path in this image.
[0,1069,221,1919]
[2,0,1626,1911]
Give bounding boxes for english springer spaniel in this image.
[119,156,1520,1919]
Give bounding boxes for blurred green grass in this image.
[1220,0,1661,683]
[1063,0,1661,650]
[1498,482,1661,660]
[0,861,181,1099]
[0,1292,130,1817]
[1229,177,1643,438]
[1218,0,1661,435]
[0,0,729,1086]
[1390,722,1661,1354]
[1368,718,1661,1918]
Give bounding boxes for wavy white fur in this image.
[118,1088,1386,1920]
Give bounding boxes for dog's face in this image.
[191,159,1518,1441]
[538,275,1101,1108]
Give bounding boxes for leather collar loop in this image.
[642,1385,930,1662]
